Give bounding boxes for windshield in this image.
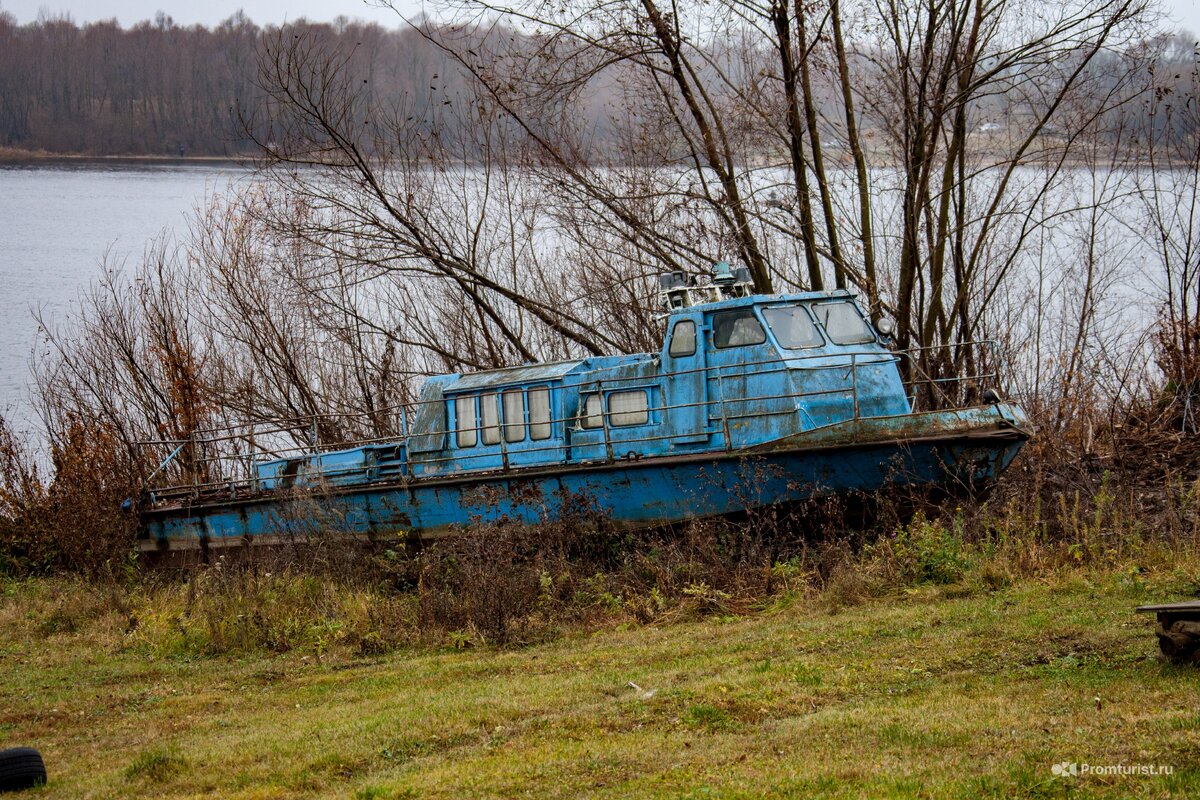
[712,309,767,348]
[813,301,875,345]
[762,306,823,349]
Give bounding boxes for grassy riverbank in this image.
[2,562,1199,799]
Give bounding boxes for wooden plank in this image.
[1136,600,1200,613]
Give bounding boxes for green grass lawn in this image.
[2,570,1199,799]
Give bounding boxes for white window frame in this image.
[528,387,552,441]
[502,389,526,443]
[762,304,824,350]
[813,301,875,345]
[608,389,650,427]
[454,395,477,448]
[480,392,501,445]
[581,393,603,429]
[668,319,697,357]
[712,308,767,349]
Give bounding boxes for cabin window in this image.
[813,301,874,345]
[481,393,501,444]
[712,309,766,348]
[581,393,603,429]
[668,320,696,357]
[454,395,477,448]
[608,390,649,427]
[503,389,525,443]
[763,306,823,349]
[529,387,552,440]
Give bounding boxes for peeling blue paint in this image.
[140,290,1032,550]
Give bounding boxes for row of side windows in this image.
[579,389,650,429]
[455,387,552,448]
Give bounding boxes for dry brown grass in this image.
[0,416,139,577]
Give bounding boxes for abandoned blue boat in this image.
[138,265,1031,551]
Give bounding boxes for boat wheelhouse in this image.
[138,266,1031,551]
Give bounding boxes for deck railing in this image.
[138,340,1003,500]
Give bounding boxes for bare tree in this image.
[390,0,1156,393]
[1134,33,1200,431]
[243,25,661,367]
[22,1,1196,493]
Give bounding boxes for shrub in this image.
[0,415,138,577]
[418,522,546,645]
[124,746,188,782]
[885,513,970,586]
[127,559,417,657]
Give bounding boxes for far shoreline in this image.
[0,147,252,167]
[1,144,1191,172]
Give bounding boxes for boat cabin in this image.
[254,269,909,489]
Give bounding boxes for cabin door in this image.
[663,316,712,446]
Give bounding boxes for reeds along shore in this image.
[2,374,1198,652]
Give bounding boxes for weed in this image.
[792,664,823,686]
[305,752,366,781]
[354,786,392,800]
[887,513,971,585]
[682,703,734,732]
[124,746,188,783]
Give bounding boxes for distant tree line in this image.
[0,8,1194,157]
[0,10,470,155]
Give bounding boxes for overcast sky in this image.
[0,0,1197,36]
[0,1,424,27]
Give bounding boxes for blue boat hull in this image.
[140,407,1029,551]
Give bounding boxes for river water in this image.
[0,162,248,438]
[0,161,1181,444]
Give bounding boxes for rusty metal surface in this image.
[443,359,588,392]
[140,402,1029,552]
[137,288,1032,550]
[145,403,1027,513]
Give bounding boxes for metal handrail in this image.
[140,339,1003,495]
[145,380,1000,486]
[136,341,997,448]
